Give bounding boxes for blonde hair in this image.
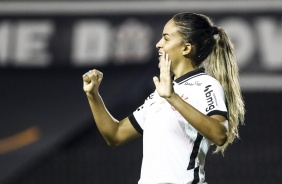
[173,12,245,154]
[202,28,245,153]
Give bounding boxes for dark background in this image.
[0,1,282,184]
[0,65,281,184]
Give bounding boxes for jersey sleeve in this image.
[199,78,228,120]
[128,92,155,135]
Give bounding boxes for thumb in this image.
[153,76,159,87]
[82,74,91,83]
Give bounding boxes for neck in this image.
[173,60,198,79]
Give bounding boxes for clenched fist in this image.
[82,69,103,95]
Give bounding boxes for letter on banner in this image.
[256,18,282,70]
[219,18,255,69]
[0,22,10,65]
[114,19,152,64]
[15,21,54,67]
[72,20,111,66]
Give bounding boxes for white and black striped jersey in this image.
[129,68,228,184]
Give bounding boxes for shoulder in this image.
[198,74,220,84]
[199,75,224,93]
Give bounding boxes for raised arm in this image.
[153,54,228,146]
[82,69,141,146]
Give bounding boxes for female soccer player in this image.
[82,12,245,184]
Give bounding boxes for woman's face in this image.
[156,19,184,69]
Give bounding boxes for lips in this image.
[158,51,163,61]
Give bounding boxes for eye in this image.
[164,36,169,41]
[161,33,170,41]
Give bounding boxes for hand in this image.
[153,53,174,98]
[82,69,103,95]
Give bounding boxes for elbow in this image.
[103,131,126,147]
[107,142,120,147]
[106,141,115,147]
[212,120,229,146]
[105,139,123,147]
[214,133,228,146]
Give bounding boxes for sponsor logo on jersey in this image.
[204,85,215,112]
[184,81,202,86]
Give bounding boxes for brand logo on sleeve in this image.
[204,85,215,112]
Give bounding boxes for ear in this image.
[182,43,192,56]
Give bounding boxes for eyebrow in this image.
[162,33,170,38]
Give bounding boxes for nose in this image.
[156,38,162,49]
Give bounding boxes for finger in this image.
[161,53,170,75]
[86,70,93,77]
[153,76,160,87]
[159,54,166,73]
[83,80,94,91]
[93,70,103,82]
[83,70,93,78]
[165,53,169,62]
[82,74,91,83]
[84,70,98,83]
[166,59,171,73]
[83,80,89,86]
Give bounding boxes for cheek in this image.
[168,53,178,70]
[167,48,181,61]
[164,45,176,56]
[163,41,183,60]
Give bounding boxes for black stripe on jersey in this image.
[178,73,206,85]
[191,166,200,184]
[175,67,206,84]
[207,110,228,120]
[187,133,203,170]
[128,114,143,135]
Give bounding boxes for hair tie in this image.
[202,27,219,36]
[211,26,219,35]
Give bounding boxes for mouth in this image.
[158,52,163,68]
[158,52,163,60]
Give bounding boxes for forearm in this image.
[86,92,119,145]
[165,93,227,146]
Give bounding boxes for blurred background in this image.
[0,0,281,183]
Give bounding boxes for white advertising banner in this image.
[0,0,281,90]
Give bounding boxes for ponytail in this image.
[202,28,245,153]
[173,12,245,154]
